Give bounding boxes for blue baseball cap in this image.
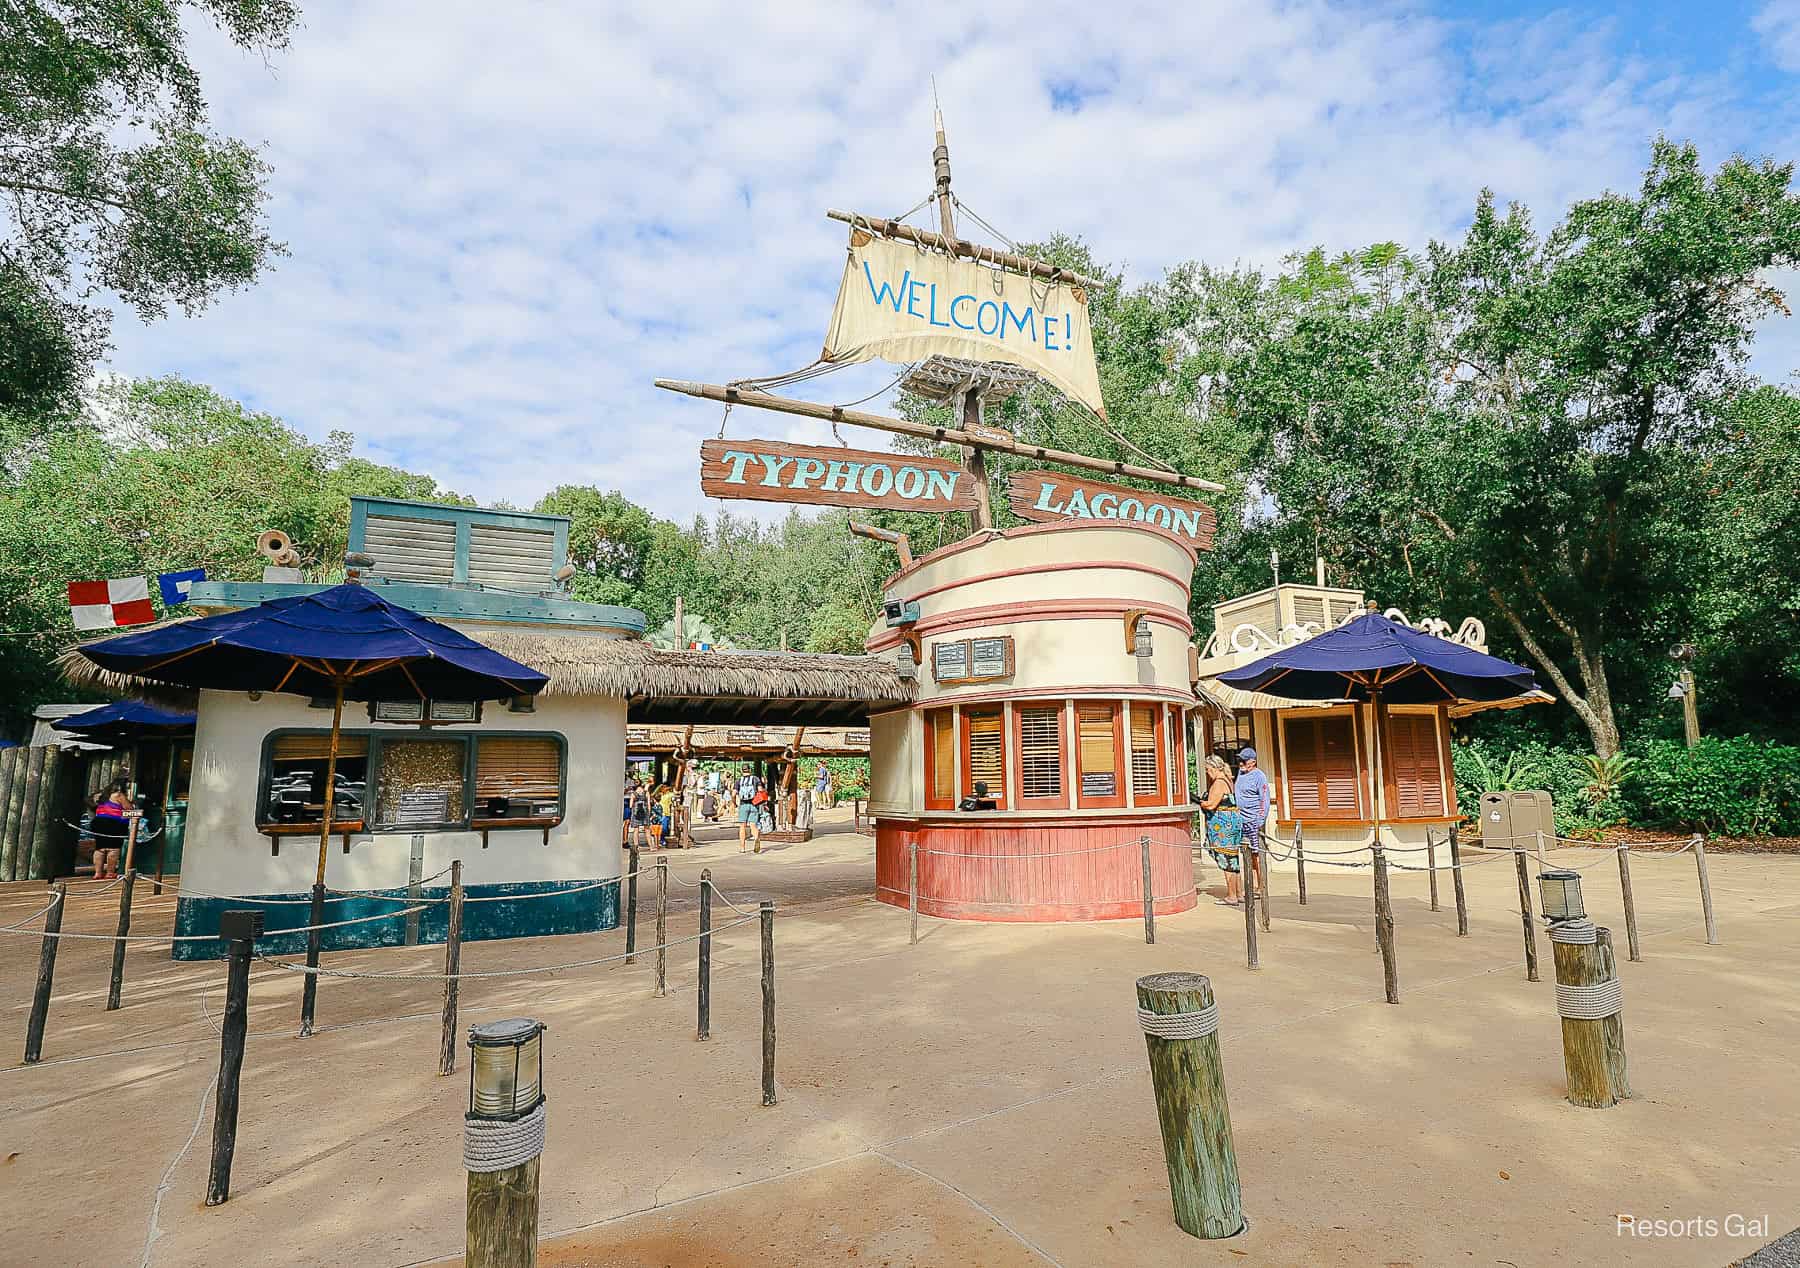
[1238,747,1258,762]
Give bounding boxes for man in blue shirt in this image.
[1235,748,1272,894]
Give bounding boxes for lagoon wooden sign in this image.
[700,438,980,511]
[1008,470,1216,548]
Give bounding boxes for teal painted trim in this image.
[348,495,570,536]
[453,518,470,584]
[187,579,646,633]
[169,877,619,961]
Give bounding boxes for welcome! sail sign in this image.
[821,231,1107,418]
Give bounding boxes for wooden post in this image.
[404,835,425,946]
[1134,972,1244,1239]
[908,840,919,946]
[299,881,326,1037]
[466,1104,543,1268]
[1448,820,1469,937]
[1241,838,1259,970]
[1550,922,1629,1109]
[439,861,464,1076]
[1293,823,1307,906]
[655,856,668,997]
[1373,846,1398,1004]
[27,746,61,880]
[760,901,777,1107]
[16,745,47,880]
[625,841,640,965]
[206,910,262,1204]
[0,748,18,881]
[301,683,346,1037]
[1140,835,1156,945]
[1425,829,1440,912]
[1255,831,1270,933]
[1691,834,1718,945]
[697,868,711,1041]
[23,882,66,1064]
[1616,843,1641,962]
[105,867,137,1010]
[1513,850,1540,982]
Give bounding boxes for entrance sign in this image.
[701,438,979,511]
[822,232,1107,418]
[1009,470,1217,548]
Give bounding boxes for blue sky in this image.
[103,0,1800,520]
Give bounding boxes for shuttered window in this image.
[475,737,563,817]
[1167,710,1186,803]
[272,735,370,762]
[1284,715,1361,818]
[1130,704,1163,804]
[1017,705,1064,805]
[926,709,955,809]
[1076,704,1123,806]
[264,734,370,825]
[963,709,1006,807]
[1386,712,1446,818]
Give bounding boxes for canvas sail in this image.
[821,230,1107,417]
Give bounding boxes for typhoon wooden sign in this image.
[700,438,981,512]
[1008,470,1216,548]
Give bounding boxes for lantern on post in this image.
[465,1018,547,1268]
[1537,870,1585,924]
[467,1017,545,1120]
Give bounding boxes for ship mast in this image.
[927,101,995,529]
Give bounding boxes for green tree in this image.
[0,1,297,440]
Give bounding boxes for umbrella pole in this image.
[299,682,346,1038]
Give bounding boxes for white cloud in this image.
[98,0,1797,519]
[1755,1,1800,72]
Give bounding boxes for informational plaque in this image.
[392,789,450,826]
[1081,772,1118,798]
[969,637,1012,679]
[932,640,969,682]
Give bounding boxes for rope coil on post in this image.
[463,1102,547,1173]
[1555,979,1623,1020]
[1546,919,1599,944]
[1137,1003,1219,1040]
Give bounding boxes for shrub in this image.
[1450,738,1610,837]
[1622,737,1800,836]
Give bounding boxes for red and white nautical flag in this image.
[68,576,155,631]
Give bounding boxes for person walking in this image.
[735,766,764,854]
[1200,756,1244,905]
[1234,747,1272,900]
[628,778,653,851]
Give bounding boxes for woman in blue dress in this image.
[1200,755,1245,906]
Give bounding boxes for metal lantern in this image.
[1133,620,1154,659]
[467,1018,545,1121]
[1537,870,1585,923]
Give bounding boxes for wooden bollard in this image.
[1549,920,1629,1108]
[1240,837,1259,969]
[439,861,464,1076]
[697,868,711,1041]
[299,881,326,1037]
[1425,829,1440,912]
[1615,843,1641,962]
[23,882,66,1064]
[465,1021,546,1268]
[908,841,919,946]
[206,909,263,1204]
[624,841,640,964]
[760,901,777,1107]
[1691,834,1718,945]
[1513,850,1540,982]
[1254,831,1270,933]
[1140,835,1156,945]
[106,867,137,1010]
[1372,846,1398,1004]
[1135,972,1244,1239]
[655,856,668,997]
[1448,821,1469,937]
[1293,823,1307,906]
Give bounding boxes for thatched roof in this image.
[59,628,913,726]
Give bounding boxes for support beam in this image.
[826,209,1105,290]
[654,380,1226,495]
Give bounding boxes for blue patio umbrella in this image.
[75,582,548,1033]
[1217,611,1538,844]
[53,701,196,742]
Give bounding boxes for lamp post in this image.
[1668,643,1700,749]
[1537,870,1585,925]
[465,1018,546,1268]
[1538,871,1629,1108]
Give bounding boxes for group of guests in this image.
[1198,747,1271,908]
[623,775,678,848]
[80,782,139,879]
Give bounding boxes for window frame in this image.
[1167,708,1187,805]
[1279,710,1363,821]
[256,727,568,834]
[1129,702,1167,808]
[1012,700,1069,809]
[923,707,957,810]
[1074,701,1126,809]
[1380,706,1448,821]
[959,706,1009,809]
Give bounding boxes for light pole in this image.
[1668,643,1700,749]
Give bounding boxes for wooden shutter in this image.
[1018,705,1063,804]
[1386,713,1446,818]
[964,710,1005,805]
[475,737,561,809]
[1283,716,1360,818]
[1167,710,1186,802]
[1285,718,1323,814]
[272,734,369,761]
[1076,704,1121,805]
[927,710,955,807]
[1130,705,1161,803]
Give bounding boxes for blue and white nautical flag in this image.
[157,568,206,606]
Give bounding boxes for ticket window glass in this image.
[960,708,1006,809]
[1015,703,1067,809]
[1129,704,1165,807]
[1076,703,1125,809]
[264,735,371,826]
[924,708,956,811]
